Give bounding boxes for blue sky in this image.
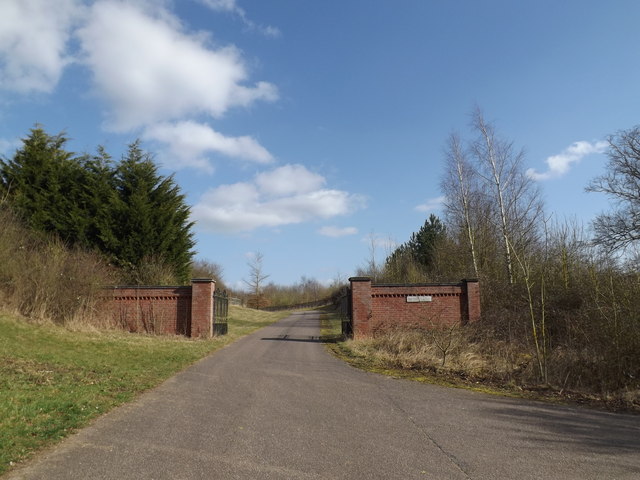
[1,0,639,289]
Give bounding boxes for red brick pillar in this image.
[462,279,481,324]
[190,279,215,338]
[350,277,372,338]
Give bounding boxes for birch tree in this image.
[441,132,480,277]
[470,108,543,284]
[441,109,544,283]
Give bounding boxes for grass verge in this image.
[318,306,344,343]
[0,306,289,475]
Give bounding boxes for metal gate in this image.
[335,286,352,337]
[213,290,229,336]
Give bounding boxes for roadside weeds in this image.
[318,308,640,415]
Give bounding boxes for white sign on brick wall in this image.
[406,295,432,303]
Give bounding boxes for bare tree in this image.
[470,107,544,284]
[190,259,225,289]
[356,232,384,281]
[587,126,640,252]
[440,109,543,284]
[441,132,480,277]
[298,275,322,302]
[243,252,270,309]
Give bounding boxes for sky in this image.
[1,0,639,289]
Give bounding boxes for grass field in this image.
[0,306,288,475]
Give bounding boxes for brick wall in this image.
[103,279,215,338]
[190,279,214,338]
[349,277,480,338]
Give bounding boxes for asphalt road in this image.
[6,311,640,479]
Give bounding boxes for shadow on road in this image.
[483,398,640,455]
[260,335,342,344]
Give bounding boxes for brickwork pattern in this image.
[350,278,373,336]
[104,279,215,338]
[349,278,480,338]
[190,279,215,338]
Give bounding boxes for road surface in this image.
[6,311,640,479]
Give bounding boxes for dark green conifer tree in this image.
[2,128,195,285]
[112,141,195,283]
[0,126,87,242]
[406,214,447,270]
[75,146,120,253]
[384,214,448,282]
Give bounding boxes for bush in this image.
[0,205,115,325]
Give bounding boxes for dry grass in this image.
[334,323,640,413]
[344,327,488,375]
[0,207,116,326]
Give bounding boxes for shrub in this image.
[0,204,115,325]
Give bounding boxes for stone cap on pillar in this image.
[349,277,372,282]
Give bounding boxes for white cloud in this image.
[143,121,273,172]
[192,165,365,233]
[261,26,281,38]
[318,226,358,237]
[415,195,446,213]
[0,0,82,93]
[255,164,324,197]
[77,0,278,131]
[197,0,281,37]
[0,137,21,155]
[527,140,608,181]
[199,0,236,11]
[0,0,278,174]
